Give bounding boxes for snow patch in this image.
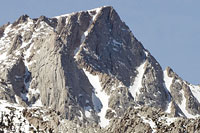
[165,101,172,113]
[0,52,7,61]
[74,7,103,60]
[159,116,177,126]
[0,19,34,53]
[53,13,71,19]
[20,37,33,49]
[83,69,110,127]
[190,85,200,103]
[74,24,89,59]
[165,117,177,125]
[78,111,84,121]
[0,24,12,47]
[31,98,43,107]
[85,110,92,118]
[163,70,173,93]
[178,90,199,118]
[84,105,92,118]
[0,24,12,62]
[141,116,157,133]
[17,18,34,37]
[112,39,122,46]
[144,50,149,57]
[0,16,53,72]
[88,7,102,21]
[163,70,173,112]
[0,100,31,132]
[15,95,20,104]
[129,61,146,100]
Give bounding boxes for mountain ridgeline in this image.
[0,6,200,132]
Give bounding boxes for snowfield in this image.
[83,69,110,127]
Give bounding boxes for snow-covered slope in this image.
[83,69,110,127]
[190,84,200,103]
[129,61,146,100]
[0,100,31,132]
[163,67,200,118]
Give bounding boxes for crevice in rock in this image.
[20,66,32,104]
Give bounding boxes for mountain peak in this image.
[0,6,200,132]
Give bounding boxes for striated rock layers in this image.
[0,6,200,132]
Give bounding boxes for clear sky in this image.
[1,0,199,84]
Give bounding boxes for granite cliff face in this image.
[0,6,200,132]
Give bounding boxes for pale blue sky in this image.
[1,0,199,84]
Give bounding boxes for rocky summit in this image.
[0,6,200,133]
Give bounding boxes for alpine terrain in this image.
[0,6,200,133]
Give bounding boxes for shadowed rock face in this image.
[76,7,169,109]
[0,6,200,132]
